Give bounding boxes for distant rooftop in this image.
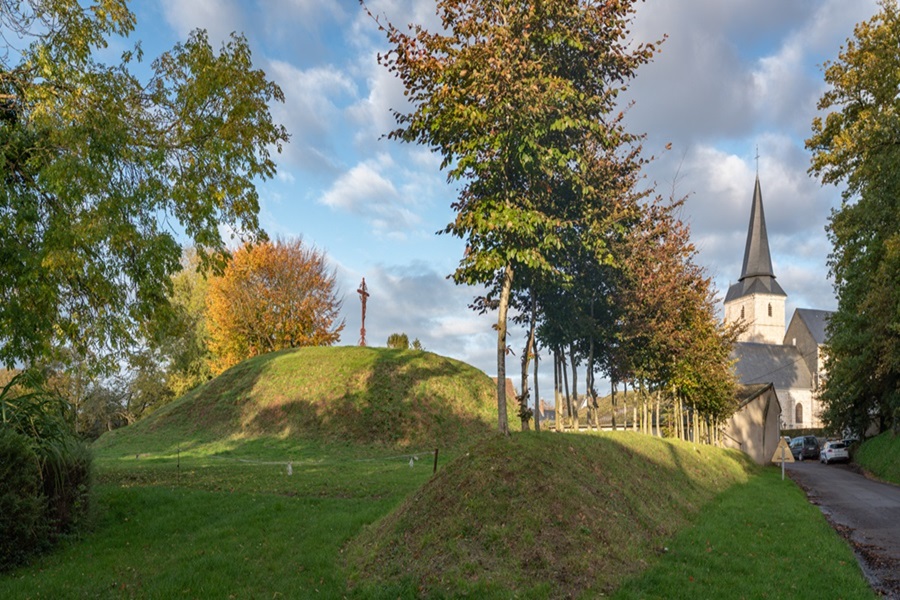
[793,308,833,345]
[732,342,812,389]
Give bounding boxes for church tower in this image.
[724,176,786,344]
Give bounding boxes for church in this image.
[722,176,833,431]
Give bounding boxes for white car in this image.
[820,441,850,465]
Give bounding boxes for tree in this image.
[387,333,410,349]
[0,0,288,374]
[206,238,344,374]
[807,0,900,434]
[368,0,660,434]
[152,247,214,399]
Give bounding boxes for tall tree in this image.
[367,0,660,434]
[807,0,900,434]
[0,0,288,373]
[206,238,344,374]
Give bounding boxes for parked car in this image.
[820,441,850,464]
[790,435,820,461]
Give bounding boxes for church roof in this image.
[731,342,812,390]
[793,308,833,345]
[724,276,786,302]
[726,176,786,302]
[735,382,776,409]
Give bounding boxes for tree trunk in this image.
[611,381,617,431]
[533,340,541,433]
[569,345,579,431]
[495,264,513,435]
[561,348,571,429]
[553,349,561,432]
[654,391,660,437]
[520,307,536,431]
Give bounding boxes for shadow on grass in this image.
[245,347,501,448]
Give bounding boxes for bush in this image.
[40,437,93,538]
[0,427,48,571]
[0,373,93,572]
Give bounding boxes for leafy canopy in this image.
[807,0,900,434]
[0,0,289,372]
[368,0,660,432]
[206,239,344,375]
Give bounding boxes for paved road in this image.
[786,459,900,598]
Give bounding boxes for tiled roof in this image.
[732,342,812,389]
[794,308,834,345]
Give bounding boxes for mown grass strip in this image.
[611,466,876,599]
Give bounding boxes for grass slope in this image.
[95,346,511,456]
[1,432,873,599]
[855,430,900,485]
[347,431,760,598]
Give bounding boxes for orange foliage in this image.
[206,239,344,374]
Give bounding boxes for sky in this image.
[120,0,880,396]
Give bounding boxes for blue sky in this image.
[121,0,879,396]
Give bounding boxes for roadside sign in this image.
[772,438,794,480]
[772,437,795,463]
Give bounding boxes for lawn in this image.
[0,432,875,599]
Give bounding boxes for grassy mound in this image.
[346,431,758,598]
[855,430,900,485]
[96,346,511,454]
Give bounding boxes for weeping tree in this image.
[367,0,660,434]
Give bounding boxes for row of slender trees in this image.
[369,0,743,438]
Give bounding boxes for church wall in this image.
[727,293,785,345]
[784,315,820,387]
[776,387,823,429]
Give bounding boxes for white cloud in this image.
[160,0,244,46]
[318,156,425,238]
[266,60,357,173]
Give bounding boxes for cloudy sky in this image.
[123,0,879,395]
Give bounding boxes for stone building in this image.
[723,176,832,430]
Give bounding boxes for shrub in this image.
[0,427,48,571]
[0,372,93,571]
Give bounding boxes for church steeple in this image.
[723,173,786,345]
[725,175,786,302]
[740,175,776,281]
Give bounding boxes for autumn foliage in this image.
[206,239,344,374]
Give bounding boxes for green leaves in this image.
[0,2,288,373]
[807,0,900,434]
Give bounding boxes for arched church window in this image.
[795,403,803,424]
[768,303,772,317]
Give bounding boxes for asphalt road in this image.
[785,459,900,598]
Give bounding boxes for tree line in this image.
[807,0,900,436]
[367,0,743,438]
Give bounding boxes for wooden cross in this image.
[357,278,369,346]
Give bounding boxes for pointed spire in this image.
[739,175,775,281]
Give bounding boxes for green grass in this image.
[0,433,876,599]
[854,430,900,485]
[0,347,879,598]
[612,467,875,599]
[95,345,511,451]
[1,440,439,598]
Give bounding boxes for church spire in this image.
[739,175,776,281]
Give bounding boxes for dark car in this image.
[790,435,820,461]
